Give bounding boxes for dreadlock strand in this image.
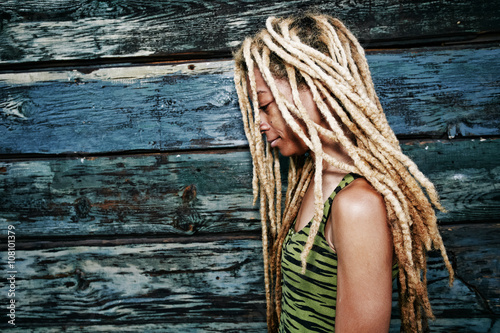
[243,42,271,199]
[273,148,282,231]
[317,17,348,68]
[258,185,273,330]
[240,42,283,330]
[285,156,298,208]
[292,20,442,326]
[287,30,356,91]
[338,29,369,100]
[335,90,445,216]
[265,142,277,236]
[234,58,260,204]
[248,48,288,236]
[306,74,416,228]
[314,75,415,257]
[254,48,317,157]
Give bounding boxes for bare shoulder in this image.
[333,178,386,220]
[330,178,390,250]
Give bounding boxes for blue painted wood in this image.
[0,46,499,155]
[1,0,498,64]
[371,47,500,138]
[441,223,500,317]
[0,61,243,154]
[0,150,259,237]
[0,237,267,329]
[402,139,500,224]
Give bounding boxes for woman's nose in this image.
[259,115,270,133]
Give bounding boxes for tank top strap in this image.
[323,173,363,222]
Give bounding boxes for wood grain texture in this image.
[0,238,266,329]
[1,46,499,155]
[0,61,243,154]
[0,224,497,330]
[0,150,259,237]
[0,139,498,238]
[1,0,499,64]
[442,223,500,316]
[402,138,500,224]
[370,47,500,138]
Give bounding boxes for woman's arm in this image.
[330,179,394,332]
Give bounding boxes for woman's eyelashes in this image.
[258,101,273,114]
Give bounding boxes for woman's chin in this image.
[279,149,308,157]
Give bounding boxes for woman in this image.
[233,13,454,332]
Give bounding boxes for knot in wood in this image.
[74,197,92,219]
[74,269,90,291]
[182,184,197,204]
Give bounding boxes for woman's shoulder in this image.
[329,176,388,241]
[334,176,385,217]
[330,175,392,257]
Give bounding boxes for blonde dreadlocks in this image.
[233,13,454,332]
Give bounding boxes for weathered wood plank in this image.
[1,46,499,155]
[0,238,266,328]
[370,47,500,138]
[441,223,500,316]
[403,139,500,224]
[0,224,497,329]
[0,61,244,154]
[0,139,498,238]
[393,223,500,321]
[0,150,259,236]
[1,0,499,64]
[424,223,500,317]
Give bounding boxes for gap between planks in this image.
[2,232,262,251]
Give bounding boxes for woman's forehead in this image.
[246,68,273,100]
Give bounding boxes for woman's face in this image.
[252,68,324,157]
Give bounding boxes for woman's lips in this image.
[270,137,280,148]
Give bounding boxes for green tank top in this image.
[278,173,398,333]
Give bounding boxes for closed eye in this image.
[258,101,272,113]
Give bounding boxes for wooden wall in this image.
[0,1,499,331]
